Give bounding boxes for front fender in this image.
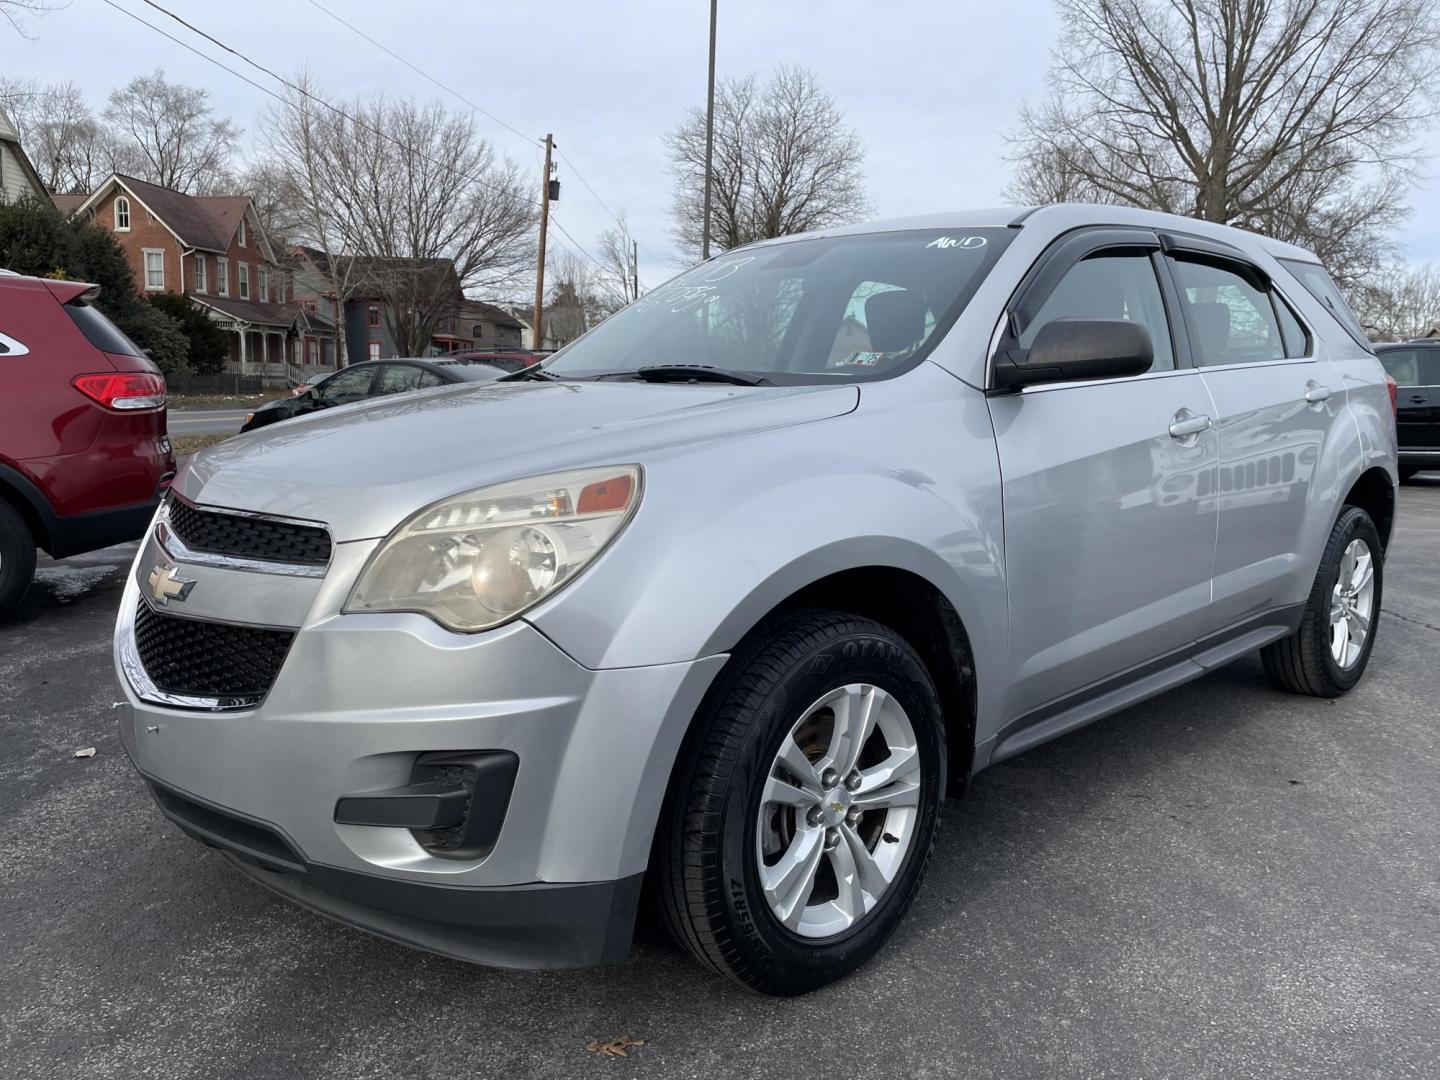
[526,367,1008,720]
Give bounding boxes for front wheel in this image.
[1261,506,1383,697]
[655,609,946,995]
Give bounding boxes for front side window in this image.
[1171,257,1285,366]
[258,266,269,303]
[317,365,374,403]
[542,228,1014,383]
[217,258,229,296]
[143,249,164,291]
[238,263,250,300]
[1018,250,1175,372]
[193,254,207,294]
[114,196,131,231]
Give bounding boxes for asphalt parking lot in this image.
[2,480,1437,1080]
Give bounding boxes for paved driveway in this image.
[2,481,1437,1079]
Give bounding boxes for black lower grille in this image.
[168,498,331,566]
[134,600,294,700]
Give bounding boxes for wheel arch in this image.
[0,462,54,553]
[1340,466,1395,553]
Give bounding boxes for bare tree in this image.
[596,211,641,311]
[0,0,66,37]
[0,78,105,193]
[1349,263,1440,340]
[104,69,240,194]
[544,247,611,345]
[1006,0,1440,287]
[257,76,366,364]
[665,65,869,257]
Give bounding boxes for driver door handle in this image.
[1168,411,1213,439]
[1304,383,1333,404]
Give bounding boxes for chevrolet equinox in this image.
[113,205,1398,995]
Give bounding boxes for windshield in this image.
[543,228,1015,383]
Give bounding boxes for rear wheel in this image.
[1261,506,1382,697]
[0,499,36,621]
[656,609,946,995]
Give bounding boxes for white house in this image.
[0,108,47,204]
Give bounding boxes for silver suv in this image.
[113,206,1397,995]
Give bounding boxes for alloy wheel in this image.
[756,683,921,938]
[1329,537,1375,668]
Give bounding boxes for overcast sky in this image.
[11,0,1440,294]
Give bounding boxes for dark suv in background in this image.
[0,272,174,619]
[1376,341,1440,479]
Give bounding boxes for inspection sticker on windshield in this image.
[926,235,987,250]
[836,351,885,367]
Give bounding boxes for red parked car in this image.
[0,272,174,619]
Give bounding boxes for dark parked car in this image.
[0,272,174,619]
[241,358,508,432]
[1375,341,1439,479]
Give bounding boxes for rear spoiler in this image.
[42,279,100,305]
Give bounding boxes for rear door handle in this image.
[1168,411,1212,439]
[1304,382,1332,404]
[1410,394,1428,404]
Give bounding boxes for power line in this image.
[301,0,663,269]
[302,0,537,148]
[123,0,539,207]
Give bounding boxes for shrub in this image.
[148,292,229,375]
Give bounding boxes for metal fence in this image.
[164,372,270,396]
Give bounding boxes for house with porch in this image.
[63,174,329,383]
[291,248,522,362]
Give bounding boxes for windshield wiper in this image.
[503,364,561,381]
[610,365,771,386]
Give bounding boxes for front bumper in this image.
[114,537,725,968]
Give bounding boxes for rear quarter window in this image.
[64,302,146,358]
[1278,259,1373,352]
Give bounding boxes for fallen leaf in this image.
[73,747,97,759]
[586,1035,646,1058]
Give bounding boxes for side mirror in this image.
[993,318,1154,390]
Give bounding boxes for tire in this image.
[1261,506,1383,697]
[0,499,36,622]
[655,608,946,995]
[1398,466,1420,482]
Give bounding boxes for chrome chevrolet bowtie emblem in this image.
[147,564,196,606]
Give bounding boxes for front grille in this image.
[134,600,294,700]
[168,498,331,566]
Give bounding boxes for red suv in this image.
[0,273,174,619]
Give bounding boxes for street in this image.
[166,408,253,436]
[0,480,1436,1079]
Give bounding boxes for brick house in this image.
[66,174,320,380]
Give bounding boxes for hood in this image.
[178,379,858,541]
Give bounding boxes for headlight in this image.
[345,465,641,632]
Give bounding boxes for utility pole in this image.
[631,239,639,302]
[701,0,717,260]
[533,132,554,350]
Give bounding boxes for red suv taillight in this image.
[72,372,167,411]
[1385,373,1398,417]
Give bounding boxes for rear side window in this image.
[1278,258,1373,352]
[65,301,146,358]
[1170,257,1294,365]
